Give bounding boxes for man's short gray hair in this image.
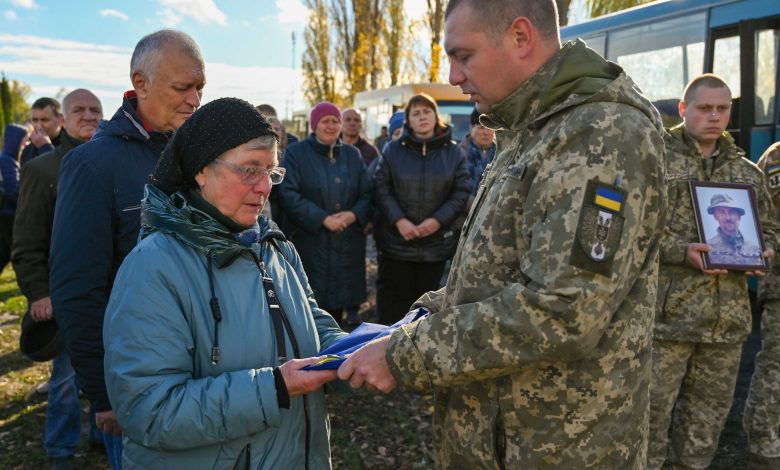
[445,0,560,42]
[130,29,203,83]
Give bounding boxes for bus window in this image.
[712,35,741,100]
[581,34,606,57]
[755,29,778,125]
[607,13,706,104]
[438,103,474,142]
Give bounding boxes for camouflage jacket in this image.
[757,142,780,300]
[654,126,777,343]
[386,40,666,469]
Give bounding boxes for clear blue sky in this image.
[0,0,312,118]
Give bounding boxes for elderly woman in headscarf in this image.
[103,98,346,469]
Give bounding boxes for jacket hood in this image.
[2,124,28,159]
[140,184,285,268]
[93,93,171,143]
[483,39,663,134]
[666,123,741,159]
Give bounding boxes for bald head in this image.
[62,89,103,141]
[342,108,363,138]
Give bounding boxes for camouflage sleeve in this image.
[412,287,446,313]
[758,143,780,252]
[757,171,779,258]
[387,104,664,391]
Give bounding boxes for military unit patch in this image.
[571,179,627,276]
[767,164,780,189]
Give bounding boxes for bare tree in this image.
[425,0,445,83]
[330,0,384,101]
[383,0,405,86]
[302,0,338,105]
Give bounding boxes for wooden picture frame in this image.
[690,181,767,271]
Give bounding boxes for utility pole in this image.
[287,31,297,121]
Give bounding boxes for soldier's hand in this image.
[686,243,728,275]
[337,336,397,393]
[745,248,775,277]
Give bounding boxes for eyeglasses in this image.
[212,159,286,185]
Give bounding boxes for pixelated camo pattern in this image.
[654,128,779,343]
[386,40,666,469]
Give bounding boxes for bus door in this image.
[706,17,780,161]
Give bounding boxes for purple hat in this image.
[310,101,341,131]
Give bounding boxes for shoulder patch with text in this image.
[767,164,780,189]
[570,180,627,276]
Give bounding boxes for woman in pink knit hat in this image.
[276,101,371,327]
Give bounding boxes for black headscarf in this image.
[150,97,276,194]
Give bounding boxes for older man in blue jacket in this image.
[50,29,205,469]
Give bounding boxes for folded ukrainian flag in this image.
[304,307,430,370]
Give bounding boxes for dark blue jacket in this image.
[373,125,470,262]
[0,124,27,215]
[466,141,496,195]
[277,135,371,310]
[50,95,169,412]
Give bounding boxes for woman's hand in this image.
[395,218,418,241]
[279,357,339,397]
[415,218,441,238]
[323,215,347,233]
[333,211,357,228]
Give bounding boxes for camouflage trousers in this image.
[744,297,780,457]
[648,339,742,469]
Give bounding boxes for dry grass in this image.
[0,257,754,469]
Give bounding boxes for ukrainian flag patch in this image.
[594,186,624,212]
[767,164,780,175]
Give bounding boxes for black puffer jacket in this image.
[373,124,470,262]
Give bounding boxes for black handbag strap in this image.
[261,273,289,364]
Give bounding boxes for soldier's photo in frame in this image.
[690,181,768,271]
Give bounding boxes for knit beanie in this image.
[2,124,29,159]
[388,111,405,138]
[150,97,275,194]
[310,101,341,131]
[470,108,481,126]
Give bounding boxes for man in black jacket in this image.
[49,30,205,469]
[13,88,103,470]
[20,97,63,167]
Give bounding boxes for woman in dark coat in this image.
[373,93,470,325]
[277,101,371,326]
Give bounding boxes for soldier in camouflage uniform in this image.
[704,193,763,266]
[744,141,780,467]
[648,76,777,469]
[338,0,667,467]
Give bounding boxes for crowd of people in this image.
[2,0,780,469]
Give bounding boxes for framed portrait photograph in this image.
[690,181,768,271]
